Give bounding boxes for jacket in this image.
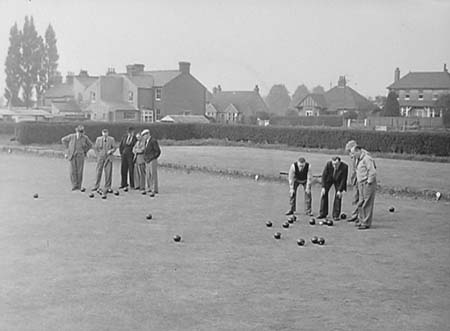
[61,133,93,161]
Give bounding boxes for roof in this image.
[297,93,327,109]
[0,108,16,116]
[128,75,154,88]
[160,114,210,124]
[75,76,98,88]
[209,91,269,116]
[388,71,450,89]
[99,76,124,102]
[324,85,374,113]
[142,70,181,86]
[51,99,82,113]
[44,83,73,98]
[205,103,217,114]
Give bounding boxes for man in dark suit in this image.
[92,129,116,192]
[318,156,348,221]
[61,125,93,191]
[119,127,137,189]
[142,129,161,197]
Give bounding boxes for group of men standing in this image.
[61,125,161,196]
[286,140,377,230]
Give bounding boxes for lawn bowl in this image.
[318,237,325,245]
[340,213,347,220]
[266,221,273,227]
[80,188,86,192]
[282,222,290,229]
[33,193,38,199]
[309,218,316,225]
[146,214,152,220]
[389,206,395,213]
[297,238,305,246]
[114,190,119,196]
[173,235,181,242]
[88,193,94,198]
[311,236,319,244]
[274,232,281,239]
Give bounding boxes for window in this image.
[123,111,135,120]
[418,94,424,100]
[155,88,162,101]
[128,91,134,102]
[306,110,313,116]
[90,91,96,102]
[404,94,410,101]
[142,110,154,123]
[156,108,161,120]
[433,94,439,101]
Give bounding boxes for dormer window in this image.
[128,91,134,102]
[418,94,424,101]
[90,91,96,102]
[404,94,410,101]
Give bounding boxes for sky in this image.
[0,0,449,99]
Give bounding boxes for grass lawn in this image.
[159,146,450,196]
[1,153,449,330]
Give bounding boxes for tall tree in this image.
[4,23,22,107]
[43,24,59,90]
[289,84,309,109]
[265,84,291,116]
[21,16,43,108]
[312,85,325,94]
[435,94,450,128]
[383,91,400,116]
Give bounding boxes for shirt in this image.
[288,162,312,190]
[355,151,377,184]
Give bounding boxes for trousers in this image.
[289,180,312,214]
[69,154,85,189]
[121,152,134,188]
[145,159,158,193]
[94,157,113,190]
[357,180,376,227]
[319,186,342,219]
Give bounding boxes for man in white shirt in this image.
[286,157,313,216]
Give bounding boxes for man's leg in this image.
[145,162,152,192]
[319,186,330,217]
[104,158,113,190]
[303,183,312,215]
[349,184,359,221]
[360,181,376,228]
[150,159,158,193]
[76,155,85,189]
[288,181,299,214]
[139,163,146,191]
[120,156,128,187]
[332,187,342,220]
[94,158,105,190]
[128,154,135,188]
[134,161,140,189]
[357,182,365,225]
[69,158,78,190]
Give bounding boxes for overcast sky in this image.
[0,0,449,98]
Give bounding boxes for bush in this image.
[0,122,17,135]
[16,121,450,156]
[269,115,343,127]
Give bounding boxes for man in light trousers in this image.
[92,129,116,192]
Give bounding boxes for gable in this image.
[389,71,450,90]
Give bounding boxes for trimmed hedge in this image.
[269,115,344,127]
[15,121,450,156]
[0,122,17,135]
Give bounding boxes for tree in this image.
[382,91,400,116]
[435,94,450,128]
[4,23,22,107]
[265,84,291,116]
[21,16,44,108]
[289,84,309,109]
[312,85,325,94]
[43,24,59,90]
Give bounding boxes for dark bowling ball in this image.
[282,222,290,228]
[318,237,325,245]
[80,188,86,192]
[88,193,94,198]
[173,235,181,242]
[327,219,334,226]
[124,187,129,192]
[33,193,39,199]
[297,238,305,246]
[141,191,146,195]
[311,236,319,244]
[389,206,395,213]
[101,195,107,199]
[340,213,347,220]
[274,232,281,239]
[266,221,273,227]
[309,218,316,225]
[146,214,152,220]
[288,218,294,224]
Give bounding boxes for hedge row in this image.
[269,115,344,127]
[0,122,17,135]
[15,121,450,156]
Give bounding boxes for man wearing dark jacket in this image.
[142,129,161,197]
[318,156,348,220]
[119,127,137,189]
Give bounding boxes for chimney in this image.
[212,86,218,94]
[444,64,448,73]
[78,69,89,77]
[254,84,260,94]
[395,67,400,82]
[106,67,116,75]
[179,61,190,74]
[217,84,222,92]
[126,64,145,76]
[338,76,346,87]
[66,72,74,84]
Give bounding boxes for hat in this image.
[76,125,84,132]
[141,129,150,135]
[345,140,357,151]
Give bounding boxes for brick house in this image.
[206,85,269,123]
[387,65,450,117]
[296,76,375,116]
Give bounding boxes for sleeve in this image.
[340,164,348,192]
[154,140,161,159]
[61,134,70,147]
[288,163,295,190]
[366,157,377,184]
[350,156,357,185]
[119,136,124,154]
[321,163,327,188]
[110,138,117,154]
[306,165,312,188]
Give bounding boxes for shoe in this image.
[149,192,155,197]
[106,189,113,194]
[91,187,99,191]
[72,187,78,191]
[357,225,370,230]
[305,212,313,216]
[134,187,140,190]
[347,216,357,222]
[354,221,361,227]
[317,215,327,219]
[141,191,146,195]
[119,185,128,189]
[285,210,294,216]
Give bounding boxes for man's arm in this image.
[306,165,312,190]
[287,163,295,191]
[61,134,71,148]
[338,164,348,192]
[108,137,117,155]
[154,139,161,159]
[366,156,377,184]
[119,136,125,155]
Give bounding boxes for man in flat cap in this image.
[61,125,93,191]
[142,129,161,197]
[92,128,116,193]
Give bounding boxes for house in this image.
[85,62,207,122]
[387,65,450,117]
[206,85,269,124]
[296,77,375,116]
[160,114,210,124]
